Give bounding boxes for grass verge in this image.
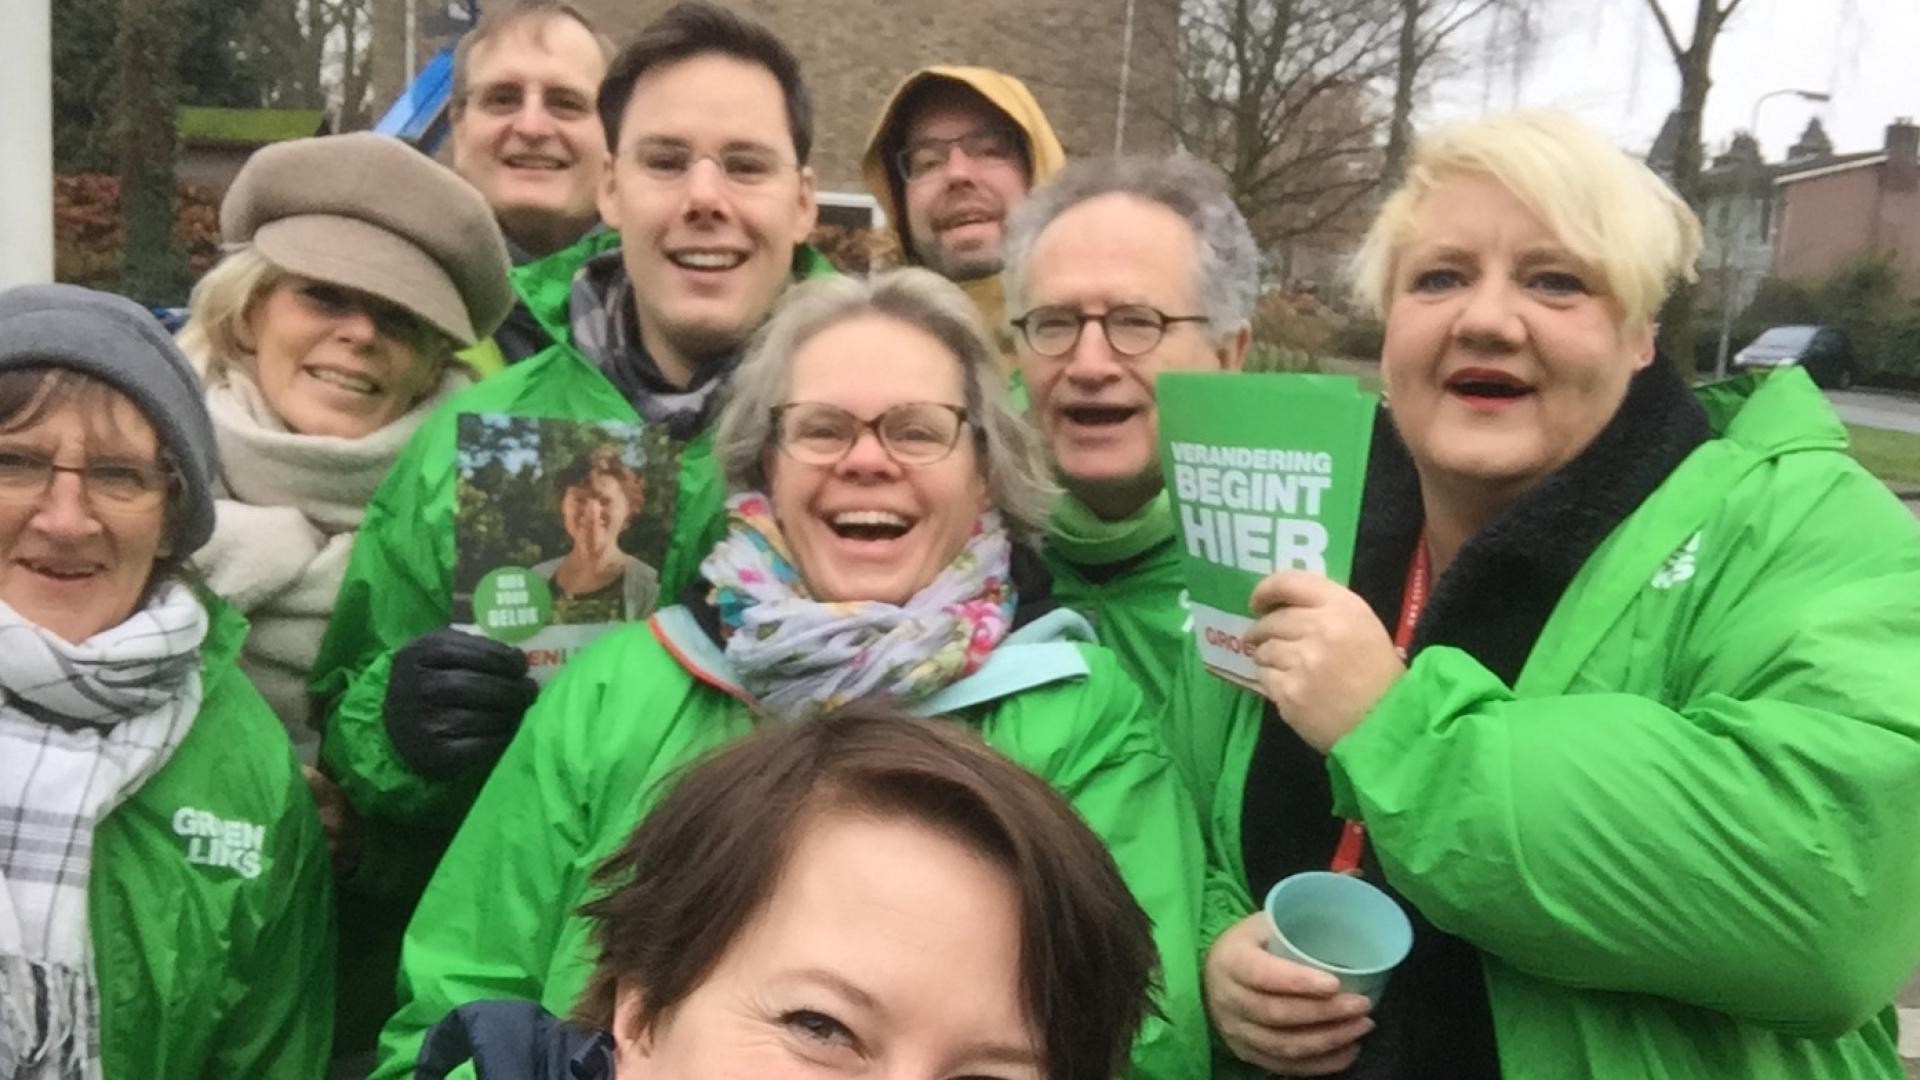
[1845,424,1920,491]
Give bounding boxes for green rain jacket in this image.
[1046,539,1190,711]
[1173,370,1920,1078]
[311,237,838,833]
[92,590,335,1078]
[369,605,1209,1080]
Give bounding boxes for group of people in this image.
[2,1,1918,1079]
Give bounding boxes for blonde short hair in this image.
[175,246,287,379]
[176,244,455,388]
[715,269,1056,545]
[1349,111,1702,332]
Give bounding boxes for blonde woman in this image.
[180,133,511,760]
[1181,111,1920,1078]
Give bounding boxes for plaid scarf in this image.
[700,492,1014,722]
[0,582,208,1080]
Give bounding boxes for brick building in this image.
[565,0,1180,217]
[1772,119,1920,295]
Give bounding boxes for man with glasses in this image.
[1003,155,1256,709]
[447,0,614,369]
[310,4,833,1030]
[862,68,1065,375]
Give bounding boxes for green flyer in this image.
[1156,371,1377,689]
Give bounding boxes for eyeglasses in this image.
[291,283,443,355]
[1010,305,1211,358]
[771,402,971,467]
[463,82,595,123]
[628,139,797,188]
[896,127,1023,183]
[0,450,171,511]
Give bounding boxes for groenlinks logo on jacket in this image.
[173,806,266,879]
[1651,532,1702,590]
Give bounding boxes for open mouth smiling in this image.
[1060,404,1140,427]
[502,153,570,171]
[826,509,915,542]
[1445,367,1533,403]
[305,366,383,396]
[668,250,748,272]
[18,557,102,582]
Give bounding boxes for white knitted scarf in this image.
[0,583,208,1080]
[194,365,465,745]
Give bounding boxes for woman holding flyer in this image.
[178,132,512,760]
[365,270,1208,1080]
[1186,110,1920,1078]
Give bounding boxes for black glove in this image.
[383,627,539,779]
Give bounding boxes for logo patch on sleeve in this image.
[172,806,266,880]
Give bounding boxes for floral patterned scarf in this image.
[699,492,1015,721]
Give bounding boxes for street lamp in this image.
[1750,88,1833,148]
[1715,88,1833,378]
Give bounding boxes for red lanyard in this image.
[1330,533,1429,875]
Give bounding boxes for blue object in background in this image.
[373,46,459,153]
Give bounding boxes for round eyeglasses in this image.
[771,402,971,467]
[1010,304,1210,358]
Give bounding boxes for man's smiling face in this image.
[899,86,1031,282]
[449,15,608,255]
[598,51,817,381]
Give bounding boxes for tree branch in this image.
[1642,0,1687,62]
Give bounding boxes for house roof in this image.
[176,107,330,148]
[1774,151,1889,186]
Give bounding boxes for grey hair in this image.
[1003,154,1259,340]
[715,269,1056,545]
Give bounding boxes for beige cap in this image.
[220,132,513,346]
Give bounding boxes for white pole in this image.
[0,0,54,287]
[1115,0,1136,155]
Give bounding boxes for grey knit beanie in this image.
[0,284,217,555]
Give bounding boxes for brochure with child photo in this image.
[1156,372,1377,690]
[452,413,681,684]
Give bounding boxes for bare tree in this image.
[1381,0,1546,187]
[1644,0,1749,378]
[1158,0,1402,251]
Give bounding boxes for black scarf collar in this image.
[569,251,740,440]
[1349,356,1711,682]
[1235,357,1711,1080]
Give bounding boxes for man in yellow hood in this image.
[862,67,1065,372]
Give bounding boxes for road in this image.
[1818,390,1919,1070]
[1830,389,1920,436]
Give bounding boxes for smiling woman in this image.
[1181,111,1920,1080]
[0,284,332,1080]
[413,706,1158,1080]
[176,132,512,759]
[368,270,1212,1080]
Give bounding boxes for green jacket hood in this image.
[860,66,1067,261]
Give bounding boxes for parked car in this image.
[1732,325,1857,389]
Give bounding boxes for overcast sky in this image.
[1427,0,1920,162]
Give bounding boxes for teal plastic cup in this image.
[1263,871,1414,1003]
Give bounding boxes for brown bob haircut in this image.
[448,0,615,118]
[575,702,1160,1080]
[594,0,813,161]
[552,445,644,510]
